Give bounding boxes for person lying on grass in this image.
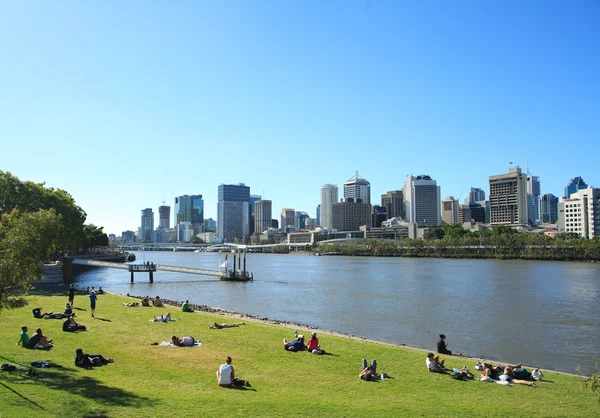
[283,333,305,351]
[209,322,245,329]
[32,307,68,320]
[360,359,388,381]
[124,302,140,307]
[480,362,523,380]
[498,367,537,387]
[426,352,446,373]
[75,348,114,368]
[172,335,196,346]
[216,356,251,388]
[150,313,172,322]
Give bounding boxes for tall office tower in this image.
[217,183,250,241]
[467,187,486,204]
[158,205,170,229]
[248,194,262,235]
[458,204,472,223]
[441,196,459,224]
[489,167,528,225]
[403,175,441,226]
[539,193,559,223]
[177,221,194,242]
[254,200,272,234]
[280,208,296,232]
[140,208,154,242]
[469,201,487,223]
[174,195,204,234]
[527,175,541,223]
[558,187,599,239]
[344,172,371,204]
[381,190,404,219]
[270,219,279,229]
[320,184,338,229]
[331,199,372,231]
[316,205,321,226]
[564,176,588,198]
[204,218,217,232]
[372,205,388,227]
[121,230,135,242]
[296,211,309,229]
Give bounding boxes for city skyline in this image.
[1,2,598,235]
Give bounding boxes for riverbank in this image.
[2,290,597,417]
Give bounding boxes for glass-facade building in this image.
[174,195,204,232]
[218,184,250,241]
[564,177,588,198]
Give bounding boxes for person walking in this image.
[68,284,76,306]
[89,290,97,317]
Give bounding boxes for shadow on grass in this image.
[28,284,70,297]
[0,380,45,410]
[94,317,112,322]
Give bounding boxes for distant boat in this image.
[194,249,201,253]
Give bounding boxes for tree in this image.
[82,225,109,249]
[0,209,59,311]
[424,227,445,240]
[190,236,204,244]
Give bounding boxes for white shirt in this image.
[218,364,232,385]
[426,358,438,372]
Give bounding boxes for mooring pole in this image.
[130,269,134,283]
[238,248,241,270]
[243,248,246,276]
[149,270,153,283]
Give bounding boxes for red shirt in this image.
[307,337,319,351]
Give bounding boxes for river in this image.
[72,251,600,374]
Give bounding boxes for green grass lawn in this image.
[0,290,597,417]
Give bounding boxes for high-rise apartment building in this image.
[381,190,404,219]
[248,194,262,235]
[140,208,154,242]
[527,175,541,224]
[159,205,170,229]
[254,200,272,235]
[403,175,441,226]
[344,172,371,204]
[539,193,559,223]
[217,183,250,241]
[174,195,204,233]
[441,196,459,224]
[564,177,588,198]
[320,184,338,229]
[331,199,371,231]
[489,167,528,225]
[467,187,486,204]
[296,211,309,230]
[558,187,600,239]
[316,205,321,226]
[280,208,296,232]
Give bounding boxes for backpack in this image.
[531,369,543,381]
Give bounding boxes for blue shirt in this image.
[89,293,97,304]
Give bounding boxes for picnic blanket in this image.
[159,341,202,347]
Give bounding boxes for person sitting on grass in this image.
[360,359,381,381]
[97,287,105,294]
[17,326,30,347]
[32,307,67,320]
[306,332,325,354]
[28,328,53,349]
[171,335,196,346]
[64,303,73,315]
[63,314,86,332]
[141,296,150,307]
[153,296,164,307]
[437,334,452,355]
[426,352,446,373]
[209,322,245,329]
[181,300,194,312]
[150,313,172,322]
[216,356,251,387]
[283,332,305,351]
[75,348,113,368]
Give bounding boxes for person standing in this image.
[68,284,76,306]
[89,290,97,317]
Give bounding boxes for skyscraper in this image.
[539,193,559,223]
[441,196,459,224]
[403,175,441,226]
[248,194,262,235]
[254,200,272,234]
[159,205,170,229]
[467,187,486,204]
[320,184,338,229]
[140,208,154,242]
[489,167,528,225]
[316,204,321,226]
[381,190,404,219]
[217,183,250,241]
[344,172,371,204]
[527,175,541,223]
[564,177,588,198]
[371,205,388,228]
[558,187,599,239]
[296,211,309,229]
[280,208,296,232]
[174,195,204,232]
[331,199,372,231]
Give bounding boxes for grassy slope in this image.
[0,292,597,417]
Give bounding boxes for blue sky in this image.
[1,1,598,235]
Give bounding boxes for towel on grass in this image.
[159,341,202,347]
